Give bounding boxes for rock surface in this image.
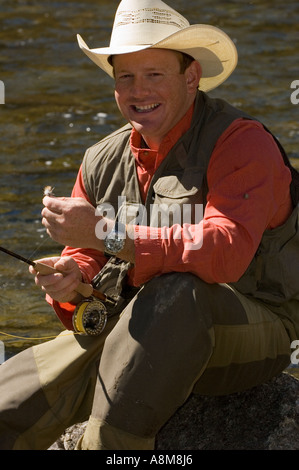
[49,372,299,450]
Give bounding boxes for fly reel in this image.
[73,299,108,336]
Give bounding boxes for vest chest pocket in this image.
[151,169,204,228]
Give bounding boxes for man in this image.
[0,0,298,450]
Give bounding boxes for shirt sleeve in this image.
[46,165,108,330]
[132,119,292,287]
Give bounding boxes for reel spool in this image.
[73,299,108,336]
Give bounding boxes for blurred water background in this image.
[0,0,298,371]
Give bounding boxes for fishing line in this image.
[0,330,78,341]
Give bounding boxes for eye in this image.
[146,72,165,82]
[115,74,133,84]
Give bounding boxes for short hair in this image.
[174,51,195,73]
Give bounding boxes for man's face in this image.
[113,49,200,149]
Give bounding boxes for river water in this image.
[0,0,298,364]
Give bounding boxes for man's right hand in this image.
[29,256,83,304]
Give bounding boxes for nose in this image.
[130,75,151,98]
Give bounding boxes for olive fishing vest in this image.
[82,91,299,308]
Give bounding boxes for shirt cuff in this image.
[133,225,165,286]
[46,294,76,331]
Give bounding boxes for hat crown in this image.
[110,0,190,47]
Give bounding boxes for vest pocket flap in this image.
[153,169,203,198]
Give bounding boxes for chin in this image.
[132,121,159,135]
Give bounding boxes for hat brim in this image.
[77,24,238,92]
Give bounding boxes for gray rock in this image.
[49,372,299,450]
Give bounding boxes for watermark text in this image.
[0,80,4,104]
[291,340,299,365]
[0,340,5,364]
[95,196,204,251]
[290,80,299,105]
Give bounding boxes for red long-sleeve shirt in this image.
[48,109,292,330]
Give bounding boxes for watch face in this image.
[104,231,125,255]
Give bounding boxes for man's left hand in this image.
[42,196,101,249]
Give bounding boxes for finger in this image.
[42,196,66,213]
[53,257,78,275]
[29,265,37,275]
[41,212,63,242]
[40,273,81,301]
[34,256,61,267]
[41,206,63,223]
[34,272,64,288]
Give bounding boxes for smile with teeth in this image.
[133,103,160,113]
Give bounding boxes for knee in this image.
[144,271,202,301]
[143,271,211,311]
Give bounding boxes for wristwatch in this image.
[104,221,126,256]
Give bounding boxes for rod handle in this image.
[34,261,93,298]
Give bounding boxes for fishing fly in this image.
[43,186,55,197]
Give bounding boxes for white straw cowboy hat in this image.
[77,0,238,92]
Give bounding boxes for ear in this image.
[186,61,202,92]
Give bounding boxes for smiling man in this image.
[1,0,299,451]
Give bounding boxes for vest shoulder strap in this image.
[266,130,299,206]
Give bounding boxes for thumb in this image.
[53,256,81,279]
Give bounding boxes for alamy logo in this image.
[290,340,299,365]
[290,80,299,105]
[0,81,4,104]
[0,340,5,364]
